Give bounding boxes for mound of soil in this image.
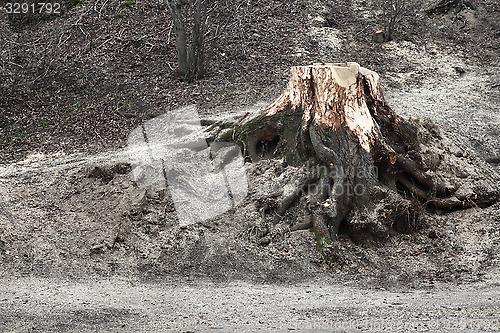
[0,0,499,287]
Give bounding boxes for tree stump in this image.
[373,30,386,43]
[206,63,499,249]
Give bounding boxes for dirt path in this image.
[0,277,498,332]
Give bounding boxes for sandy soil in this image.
[0,42,499,332]
[0,277,498,332]
[0,0,499,331]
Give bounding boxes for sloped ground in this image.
[0,0,310,162]
[1,0,498,163]
[0,114,498,288]
[0,0,499,330]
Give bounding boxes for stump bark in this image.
[206,63,499,248]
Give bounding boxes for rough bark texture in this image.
[206,63,499,250]
[166,0,207,79]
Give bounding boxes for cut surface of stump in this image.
[206,62,499,249]
[373,30,386,43]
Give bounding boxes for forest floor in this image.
[0,0,499,331]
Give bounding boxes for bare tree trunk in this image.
[190,0,207,79]
[166,0,207,79]
[166,0,189,77]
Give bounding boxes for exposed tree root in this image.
[485,156,500,165]
[307,171,334,249]
[205,63,500,250]
[273,171,320,224]
[397,175,429,200]
[396,155,458,195]
[290,217,313,231]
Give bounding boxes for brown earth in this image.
[0,0,499,330]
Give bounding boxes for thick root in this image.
[204,63,499,250]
